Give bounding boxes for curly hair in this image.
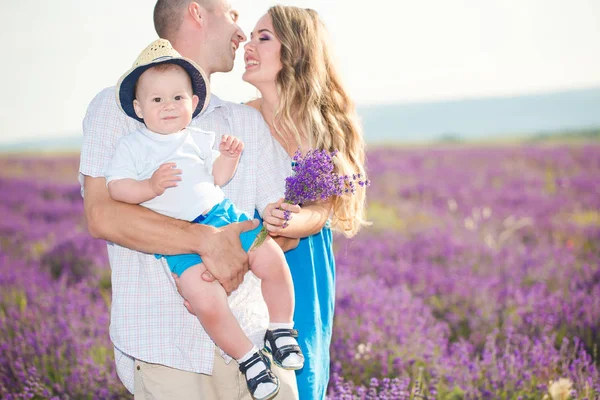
[268,5,369,237]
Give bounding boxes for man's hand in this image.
[196,219,259,294]
[219,135,244,158]
[149,162,182,196]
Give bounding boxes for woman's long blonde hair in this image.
[268,5,369,237]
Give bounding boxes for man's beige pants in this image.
[133,347,299,399]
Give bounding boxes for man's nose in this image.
[236,26,247,43]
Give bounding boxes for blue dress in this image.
[285,224,335,400]
[253,149,335,398]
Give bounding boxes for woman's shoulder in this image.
[243,98,261,112]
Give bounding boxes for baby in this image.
[105,39,303,400]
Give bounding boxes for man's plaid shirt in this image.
[79,87,291,393]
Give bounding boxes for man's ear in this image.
[133,99,144,119]
[188,2,206,27]
[192,94,200,112]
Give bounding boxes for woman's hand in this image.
[262,198,301,236]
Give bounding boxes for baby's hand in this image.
[219,135,244,158]
[149,162,182,196]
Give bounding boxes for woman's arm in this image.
[263,199,332,239]
[272,236,300,252]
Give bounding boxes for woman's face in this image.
[242,13,282,88]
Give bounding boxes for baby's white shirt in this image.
[105,126,225,221]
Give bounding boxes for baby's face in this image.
[133,65,199,134]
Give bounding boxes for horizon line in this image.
[356,83,600,108]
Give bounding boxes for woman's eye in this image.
[259,36,269,42]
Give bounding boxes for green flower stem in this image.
[250,226,269,251]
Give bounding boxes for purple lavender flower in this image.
[3,145,600,399]
[252,149,369,248]
[284,149,369,205]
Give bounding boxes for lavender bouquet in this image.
[252,149,369,249]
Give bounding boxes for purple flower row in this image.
[0,145,598,399]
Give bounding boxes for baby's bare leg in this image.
[178,264,253,359]
[249,237,295,323]
[249,237,304,370]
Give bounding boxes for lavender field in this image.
[1,144,599,399]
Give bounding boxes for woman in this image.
[243,6,369,399]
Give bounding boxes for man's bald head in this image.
[153,0,216,41]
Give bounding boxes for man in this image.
[79,0,299,398]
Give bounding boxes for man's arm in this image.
[86,175,197,253]
[85,176,255,293]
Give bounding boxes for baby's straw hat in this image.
[116,39,210,123]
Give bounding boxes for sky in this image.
[1,0,599,145]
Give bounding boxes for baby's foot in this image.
[264,324,305,370]
[238,348,279,400]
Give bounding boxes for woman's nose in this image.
[244,39,256,52]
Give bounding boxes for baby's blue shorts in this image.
[159,198,262,277]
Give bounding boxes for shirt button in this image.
[137,365,141,370]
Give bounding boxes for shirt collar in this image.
[201,94,230,116]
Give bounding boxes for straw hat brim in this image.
[116,57,210,123]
